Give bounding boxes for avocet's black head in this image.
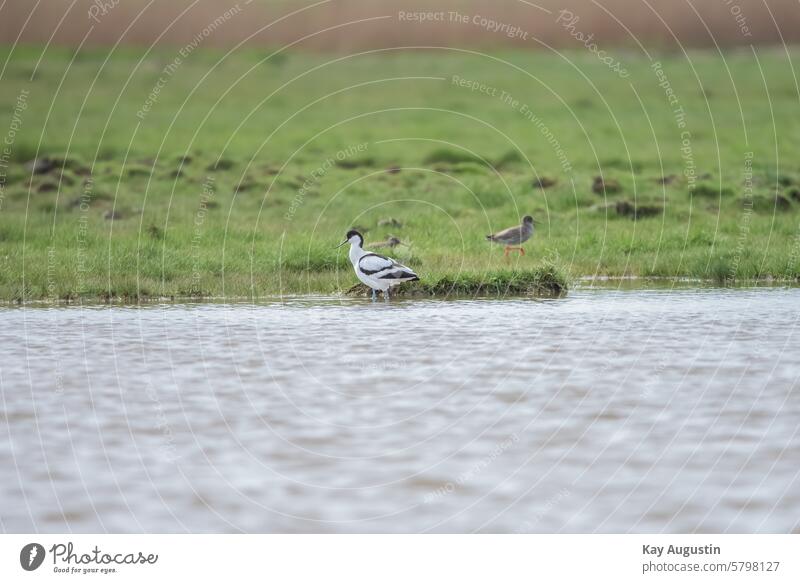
[523,215,535,225]
[337,229,364,248]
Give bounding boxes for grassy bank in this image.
[346,263,568,298]
[1,47,800,302]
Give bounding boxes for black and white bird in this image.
[486,215,536,256]
[337,229,419,300]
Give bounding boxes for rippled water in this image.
[1,288,799,533]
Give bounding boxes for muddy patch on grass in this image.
[614,200,663,219]
[749,194,793,213]
[533,176,557,189]
[335,157,376,169]
[207,159,235,172]
[592,176,622,194]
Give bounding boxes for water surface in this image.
[1,288,799,533]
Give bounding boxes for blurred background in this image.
[3,0,800,50]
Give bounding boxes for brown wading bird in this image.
[486,216,536,256]
[368,236,404,249]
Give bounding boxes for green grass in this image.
[2,46,800,301]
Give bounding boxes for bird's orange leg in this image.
[518,247,526,256]
[503,246,510,257]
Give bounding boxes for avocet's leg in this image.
[371,288,377,301]
[503,246,511,257]
[519,247,526,256]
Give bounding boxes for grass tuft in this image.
[345,261,568,298]
[423,148,484,166]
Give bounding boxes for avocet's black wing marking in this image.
[358,253,418,281]
[378,269,418,280]
[358,253,396,275]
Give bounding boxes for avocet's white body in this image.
[340,231,418,298]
